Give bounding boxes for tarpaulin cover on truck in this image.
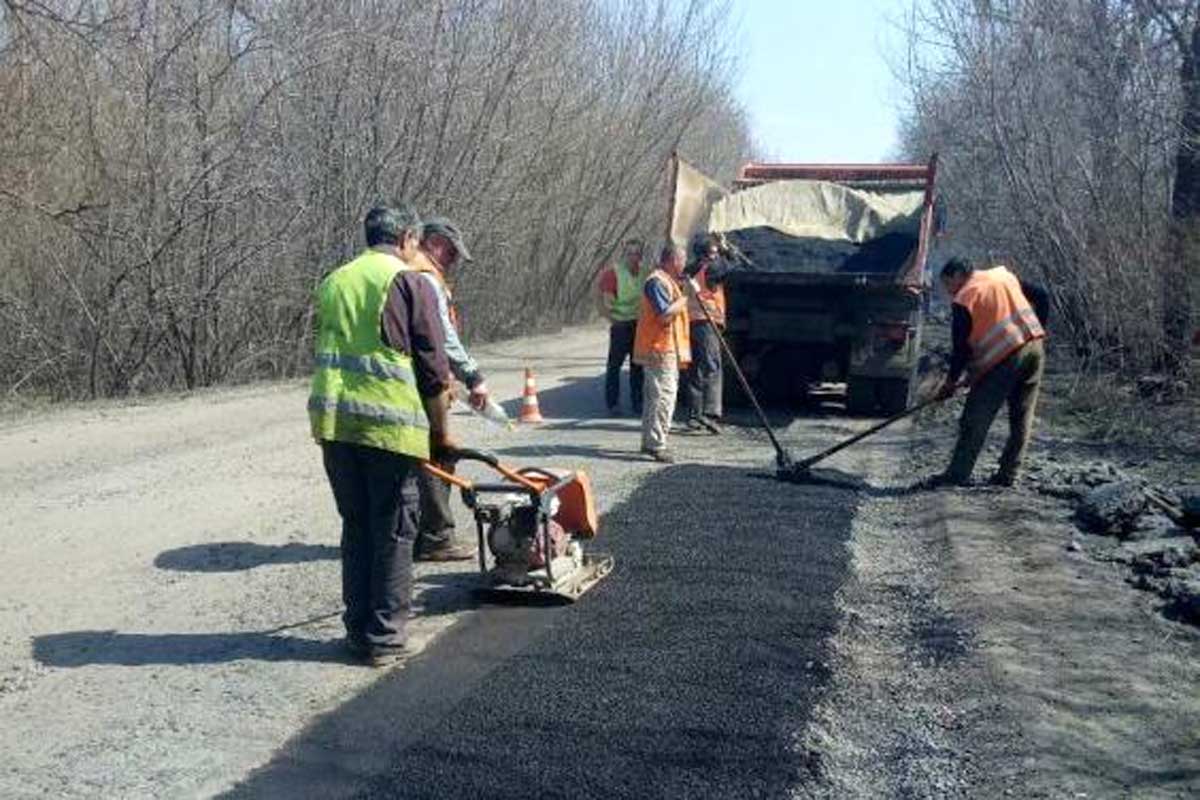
[707,179,924,244]
[667,156,927,280]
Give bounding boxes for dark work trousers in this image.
[946,338,1046,483]
[321,441,417,648]
[606,320,644,414]
[683,322,723,420]
[415,455,457,554]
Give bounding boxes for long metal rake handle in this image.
[796,394,942,470]
[681,275,793,468]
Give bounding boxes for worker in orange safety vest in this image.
[924,257,1050,488]
[633,244,691,463]
[681,234,729,435]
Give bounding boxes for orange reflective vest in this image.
[634,269,691,368]
[410,250,460,330]
[955,266,1046,381]
[685,266,726,328]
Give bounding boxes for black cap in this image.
[421,216,473,263]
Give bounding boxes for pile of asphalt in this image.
[724,227,917,276]
[231,463,858,798]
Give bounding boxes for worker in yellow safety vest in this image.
[924,257,1049,488]
[598,238,647,416]
[633,244,691,463]
[308,204,453,666]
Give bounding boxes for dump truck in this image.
[667,155,939,415]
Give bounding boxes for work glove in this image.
[468,380,490,412]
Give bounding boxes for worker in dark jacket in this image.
[408,217,485,562]
[681,234,729,434]
[309,204,452,666]
[924,258,1049,488]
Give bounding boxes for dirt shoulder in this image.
[804,328,1200,798]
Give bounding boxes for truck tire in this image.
[878,378,913,415]
[845,377,877,416]
[846,377,913,416]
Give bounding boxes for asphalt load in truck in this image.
[724,228,918,275]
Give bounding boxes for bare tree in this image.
[898,0,1189,375]
[0,0,753,400]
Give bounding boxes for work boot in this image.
[414,542,475,562]
[699,415,722,435]
[683,417,706,433]
[364,643,408,668]
[916,472,970,490]
[344,634,370,661]
[987,471,1016,488]
[641,448,675,464]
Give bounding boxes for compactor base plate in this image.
[475,553,614,604]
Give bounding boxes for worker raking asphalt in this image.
[228,461,857,799]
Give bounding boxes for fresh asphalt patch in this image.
[228,462,857,799]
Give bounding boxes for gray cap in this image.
[421,215,473,263]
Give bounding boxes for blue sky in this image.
[734,0,913,162]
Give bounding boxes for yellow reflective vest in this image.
[308,250,430,459]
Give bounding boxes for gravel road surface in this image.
[4,324,1198,798]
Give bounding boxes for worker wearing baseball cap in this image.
[409,215,488,561]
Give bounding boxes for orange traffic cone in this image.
[518,367,544,423]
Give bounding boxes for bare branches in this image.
[899,0,1191,372]
[0,0,752,399]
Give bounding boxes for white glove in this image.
[468,381,490,411]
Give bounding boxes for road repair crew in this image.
[598,238,647,416]
[308,205,452,666]
[925,257,1050,488]
[634,244,690,463]
[408,216,485,562]
[681,234,729,435]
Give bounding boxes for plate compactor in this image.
[421,448,612,602]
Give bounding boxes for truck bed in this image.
[724,228,918,277]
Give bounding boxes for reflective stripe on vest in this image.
[313,352,416,383]
[611,260,643,322]
[306,397,430,430]
[633,270,692,368]
[308,250,430,459]
[957,266,1046,381]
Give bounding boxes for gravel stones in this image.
[1024,458,1133,501]
[1076,481,1149,536]
[1180,485,1200,527]
[1124,538,1200,622]
[1124,512,1182,542]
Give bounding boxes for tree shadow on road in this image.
[494,443,648,463]
[153,541,339,572]
[32,629,354,667]
[499,373,607,421]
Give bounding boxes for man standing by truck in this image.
[308,205,452,665]
[634,244,691,463]
[925,258,1049,488]
[682,235,729,434]
[598,239,646,416]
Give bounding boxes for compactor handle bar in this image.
[420,447,551,495]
